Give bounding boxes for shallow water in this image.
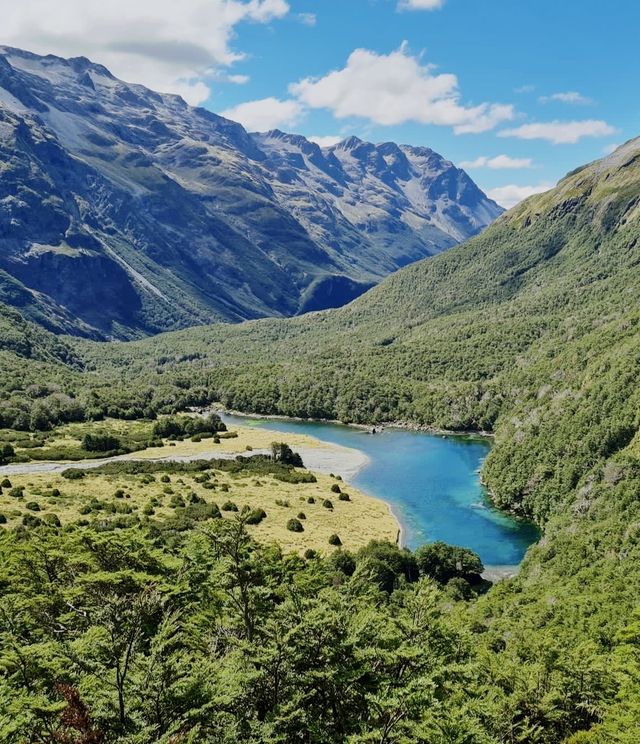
[222,414,539,567]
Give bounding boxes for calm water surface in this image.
[223,414,538,567]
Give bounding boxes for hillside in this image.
[0,46,500,339]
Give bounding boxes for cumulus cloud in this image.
[307,135,344,147]
[289,44,514,133]
[499,120,615,145]
[1,0,290,105]
[398,0,445,10]
[460,155,533,170]
[487,182,555,209]
[539,91,593,105]
[221,97,304,131]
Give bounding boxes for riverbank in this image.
[214,406,495,440]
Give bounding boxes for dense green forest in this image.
[1,140,640,741]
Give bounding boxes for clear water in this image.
[222,414,539,567]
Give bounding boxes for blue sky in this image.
[5,0,639,206]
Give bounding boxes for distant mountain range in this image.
[0,46,502,339]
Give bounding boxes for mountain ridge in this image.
[0,45,502,339]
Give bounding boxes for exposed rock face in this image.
[0,46,503,339]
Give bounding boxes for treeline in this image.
[2,515,630,744]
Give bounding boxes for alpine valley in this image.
[0,46,500,339]
[1,36,639,744]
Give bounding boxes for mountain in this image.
[0,46,502,339]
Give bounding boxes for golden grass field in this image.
[0,421,399,554]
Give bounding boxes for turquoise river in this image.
[222,414,539,568]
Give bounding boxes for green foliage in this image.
[414,541,484,584]
[286,518,304,533]
[270,441,304,467]
[152,413,226,439]
[81,433,122,452]
[328,533,342,546]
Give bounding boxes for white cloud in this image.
[297,12,317,25]
[221,97,304,131]
[460,154,534,170]
[514,84,535,94]
[487,182,555,209]
[398,0,445,10]
[539,91,593,105]
[499,120,616,145]
[226,74,250,85]
[1,0,290,105]
[289,44,514,133]
[307,135,344,147]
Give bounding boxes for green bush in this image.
[297,512,306,520]
[9,486,25,498]
[330,483,341,494]
[25,501,41,512]
[286,518,304,533]
[338,492,350,501]
[221,500,238,512]
[328,533,342,546]
[81,433,122,453]
[0,514,7,524]
[62,469,85,480]
[322,499,334,510]
[1,478,11,488]
[245,508,267,525]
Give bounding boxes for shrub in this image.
[44,513,61,527]
[62,469,85,480]
[160,475,171,483]
[322,499,334,510]
[297,512,306,520]
[22,514,42,528]
[271,442,304,467]
[221,500,238,512]
[82,433,122,452]
[303,548,317,559]
[245,508,267,525]
[9,486,25,498]
[0,514,7,524]
[220,484,230,492]
[328,534,342,546]
[170,495,186,508]
[286,518,304,532]
[275,498,290,507]
[1,478,11,488]
[25,502,41,511]
[114,489,125,498]
[307,496,315,504]
[330,483,341,494]
[51,488,61,497]
[338,492,351,501]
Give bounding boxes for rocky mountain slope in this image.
[0,46,501,338]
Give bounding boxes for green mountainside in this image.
[1,140,640,740]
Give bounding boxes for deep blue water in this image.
[222,414,539,566]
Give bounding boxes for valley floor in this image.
[0,421,398,555]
